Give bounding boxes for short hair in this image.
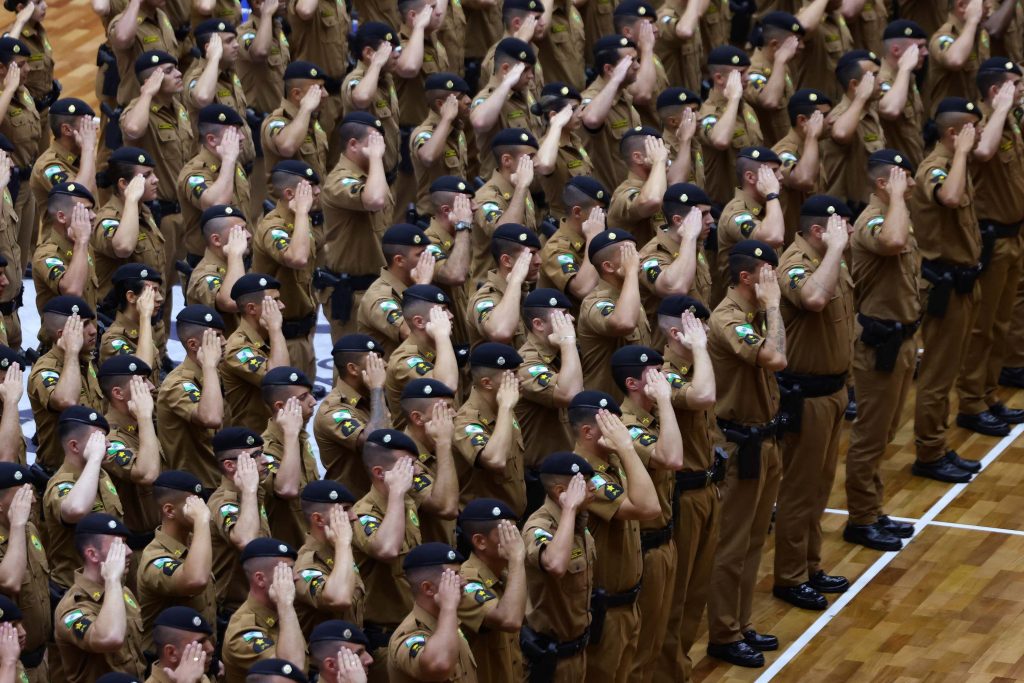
[788,97,825,126]
[153,625,194,655]
[176,322,208,346]
[836,58,868,91]
[49,113,80,138]
[197,121,229,141]
[502,3,536,26]
[663,197,694,222]
[594,46,624,74]
[99,372,132,399]
[311,639,346,667]
[562,183,602,211]
[270,169,309,195]
[491,142,529,164]
[760,24,792,46]
[41,310,69,339]
[382,242,420,267]
[400,395,440,420]
[110,276,148,313]
[429,189,460,210]
[977,69,1012,98]
[405,564,445,595]
[333,349,371,375]
[539,472,572,495]
[493,50,522,74]
[461,516,502,544]
[152,484,191,510]
[106,159,146,189]
[935,110,977,133]
[202,215,236,239]
[261,383,296,408]
[397,0,427,15]
[522,305,555,328]
[490,236,530,261]
[338,120,373,147]
[728,253,761,284]
[58,420,95,446]
[735,155,768,185]
[612,363,649,393]
[242,555,281,581]
[361,440,405,470]
[74,532,106,560]
[470,364,505,385]
[568,405,599,431]
[301,497,341,521]
[612,14,640,33]
[798,214,826,234]
[618,133,647,161]
[590,241,621,269]
[401,296,441,322]
[46,193,83,222]
[234,290,267,310]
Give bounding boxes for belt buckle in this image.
[705,468,713,485]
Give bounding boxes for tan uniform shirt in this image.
[608,171,667,247]
[295,533,366,631]
[108,6,178,104]
[515,332,573,465]
[357,268,409,358]
[663,348,717,473]
[794,11,852,103]
[286,0,349,78]
[313,380,376,496]
[320,154,392,276]
[104,414,160,532]
[471,172,537,284]
[98,315,162,383]
[459,552,520,683]
[537,0,586,91]
[716,190,767,287]
[16,24,53,103]
[0,87,40,170]
[846,0,887,56]
[411,112,470,217]
[537,220,586,295]
[745,47,794,147]
[0,187,21,317]
[91,195,166,299]
[182,61,255,167]
[0,522,50,656]
[137,527,218,646]
[261,420,319,547]
[31,141,77,223]
[821,95,885,207]
[156,356,223,488]
[184,249,239,333]
[222,597,287,682]
[120,96,196,204]
[638,228,713,309]
[877,59,926,170]
[773,128,821,244]
[470,81,539,178]
[926,17,990,107]
[32,230,100,317]
[655,3,703,92]
[386,337,441,420]
[424,221,473,346]
[342,63,401,172]
[261,99,330,185]
[178,147,252,257]
[973,101,1024,223]
[237,16,290,115]
[208,477,271,611]
[578,448,643,592]
[467,269,528,349]
[578,279,653,398]
[453,389,526,515]
[538,132,593,221]
[252,204,317,322]
[620,398,673,531]
[398,32,449,128]
[220,318,274,433]
[697,89,764,204]
[850,193,921,323]
[388,603,478,683]
[580,75,642,191]
[909,142,981,266]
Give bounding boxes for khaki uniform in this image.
[774,234,854,587]
[522,498,594,682]
[222,597,290,682]
[182,61,256,168]
[54,570,145,683]
[821,95,885,209]
[98,315,162,383]
[156,356,224,488]
[536,0,586,91]
[220,318,275,433]
[467,269,528,349]
[773,128,823,245]
[581,0,614,58]
[453,389,526,514]
[744,48,794,147]
[537,220,586,296]
[663,126,706,190]
[515,332,573,465]
[91,195,166,299]
[237,16,290,116]
[137,527,218,648]
[27,346,103,474]
[388,603,478,683]
[108,6,178,105]
[184,249,239,334]
[313,380,377,497]
[580,76,642,191]
[342,64,401,174]
[424,221,473,347]
[261,420,319,548]
[104,415,161,534]
[0,522,50,678]
[404,432,456,546]
[705,288,781,645]
[634,58,671,128]
[208,478,271,611]
[32,237,100,328]
[252,204,318,376]
[699,0,731,63]
[295,533,366,632]
[715,191,768,303]
[578,279,653,399]
[794,12,852,103]
[846,0,887,56]
[438,0,467,77]
[119,96,196,208]
[696,90,764,204]
[877,59,925,170]
[285,0,349,146]
[655,3,703,93]
[459,552,521,683]
[989,0,1024,63]
[0,187,22,350]
[1,85,39,273]
[471,173,538,285]
[357,268,410,359]
[16,23,53,109]
[261,99,330,185]
[411,113,470,217]
[397,32,449,128]
[177,147,251,258]
[464,4,502,63]
[537,132,593,221]
[926,17,990,109]
[911,143,981,462]
[470,81,539,178]
[31,142,80,226]
[577,447,643,683]
[608,172,667,247]
[639,228,713,309]
[385,338,443,416]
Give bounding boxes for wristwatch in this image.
[765,192,780,202]
[454,220,472,232]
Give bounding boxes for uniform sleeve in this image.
[517,361,560,408]
[929,31,957,66]
[138,552,184,594]
[261,116,288,156]
[696,106,719,146]
[468,291,496,340]
[315,404,368,448]
[91,215,122,258]
[773,145,799,179]
[185,270,223,309]
[255,223,297,265]
[295,562,327,609]
[624,423,658,467]
[452,415,489,468]
[918,163,948,204]
[639,252,671,294]
[389,627,432,677]
[57,599,101,650]
[29,364,62,410]
[664,368,696,410]
[321,174,370,212]
[720,208,761,243]
[778,257,811,308]
[579,297,622,337]
[221,343,270,385]
[540,245,578,293]
[523,519,554,570]
[712,310,766,367]
[160,376,203,422]
[608,187,648,225]
[43,480,71,527]
[388,352,437,388]
[474,189,505,227]
[853,212,889,255]
[456,575,499,633]
[224,624,278,671]
[39,160,71,188]
[359,295,404,343]
[179,168,212,209]
[102,438,138,481]
[744,69,768,102]
[350,507,383,556]
[586,471,626,522]
[33,243,66,295]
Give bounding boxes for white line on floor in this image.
[757,423,1024,682]
[824,508,1024,537]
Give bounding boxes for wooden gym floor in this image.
[42,2,1024,680]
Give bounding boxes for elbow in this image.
[0,578,21,595]
[690,389,716,409]
[283,252,310,269]
[710,137,731,151]
[483,327,514,345]
[362,195,388,212]
[436,500,460,520]
[876,236,907,255]
[111,244,134,259]
[762,355,788,372]
[374,544,400,562]
[275,483,301,499]
[323,591,354,611]
[638,501,661,520]
[541,560,567,578]
[607,319,636,336]
[801,295,827,313]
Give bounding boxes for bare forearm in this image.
[478,412,515,469]
[666,141,692,184]
[416,119,454,165]
[130,422,161,485]
[191,62,221,108]
[367,495,407,559]
[322,543,355,608]
[0,524,26,591]
[830,100,866,143]
[61,461,102,521]
[271,113,314,157]
[177,525,212,591]
[654,242,697,296]
[431,337,459,390]
[272,440,302,499]
[424,441,458,518]
[230,491,261,547]
[195,367,224,426]
[551,345,583,402]
[653,398,684,469]
[59,249,91,297]
[110,205,141,257]
[495,189,529,225]
[607,278,642,333]
[470,87,512,132]
[538,510,576,575]
[418,606,459,675]
[878,71,911,119]
[350,67,384,109]
[362,161,389,211]
[481,291,522,343]
[755,201,785,246]
[937,152,969,207]
[434,233,470,285]
[0,401,20,462]
[90,585,128,648]
[51,356,84,409]
[708,100,739,149]
[274,605,306,667]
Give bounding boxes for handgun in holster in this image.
[859,316,903,372]
[921,261,954,318]
[589,588,608,645]
[776,376,804,434]
[520,627,558,683]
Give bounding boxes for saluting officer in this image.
[185,204,248,335]
[32,181,100,316]
[537,176,608,302]
[147,606,216,683]
[468,225,540,349]
[261,62,328,187]
[30,97,98,217]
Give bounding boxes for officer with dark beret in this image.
[652,86,705,190]
[536,175,608,297]
[309,619,373,679]
[29,98,97,235]
[745,12,802,147]
[185,204,248,335]
[247,658,308,681]
[150,605,216,682]
[98,263,163,381]
[410,75,472,218]
[468,223,540,349]
[32,179,99,323]
[608,124,668,247]
[875,20,928,169]
[259,56,328,188]
[926,5,990,107]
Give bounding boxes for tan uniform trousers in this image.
[627,539,676,683]
[285,332,317,381]
[1002,270,1024,368]
[585,601,639,683]
[316,288,365,346]
[846,339,916,526]
[914,284,979,462]
[707,438,781,644]
[16,185,35,270]
[653,486,719,683]
[957,234,1024,413]
[775,387,845,586]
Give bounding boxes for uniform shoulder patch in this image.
[865,215,885,237]
[556,252,578,274]
[595,299,616,316]
[181,381,201,402]
[733,212,756,237]
[641,257,662,283]
[527,364,552,388]
[404,634,426,657]
[299,568,325,596]
[734,323,761,345]
[786,266,807,289]
[270,228,291,250]
[40,370,60,388]
[151,556,181,576]
[464,581,497,604]
[99,218,120,237]
[332,410,362,437]
[235,347,266,373]
[532,527,554,546]
[358,514,381,536]
[241,630,274,653]
[62,609,91,639]
[405,356,433,375]
[106,441,134,467]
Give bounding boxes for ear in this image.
[471,531,488,552]
[371,464,386,481]
[161,501,177,519]
[624,375,641,393]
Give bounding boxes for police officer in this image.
[653,1,702,98]
[147,606,216,683]
[220,272,291,433]
[608,126,668,247]
[261,62,328,185]
[107,0,179,105]
[705,239,786,668]
[411,77,471,218]
[470,38,539,177]
[236,0,290,125]
[537,176,608,301]
[791,0,852,103]
[656,87,704,188]
[422,176,474,344]
[532,83,594,223]
[313,334,391,496]
[156,304,228,488]
[0,348,21,465]
[26,297,102,474]
[744,12,802,147]
[222,538,306,682]
[612,0,669,129]
[32,181,99,315]
[925,0,989,107]
[30,97,98,217]
[54,513,145,683]
[308,619,374,682]
[246,658,308,681]
[877,20,928,169]
[773,89,829,244]
[185,204,248,334]
[0,36,41,268]
[387,542,476,682]
[468,224,540,349]
[99,264,163,372]
[293,480,363,632]
[137,470,216,650]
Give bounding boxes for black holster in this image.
[48,579,67,616]
[101,103,123,151]
[520,626,558,683]
[312,269,375,323]
[718,418,777,480]
[858,313,918,372]
[589,588,608,645]
[363,622,396,652]
[922,259,980,317]
[27,462,51,498]
[399,125,414,174]
[96,43,119,99]
[776,376,805,434]
[980,223,997,272]
[20,644,45,669]
[246,108,267,158]
[33,78,61,112]
[281,314,316,339]
[147,199,182,229]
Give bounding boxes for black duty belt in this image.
[640,525,672,552]
[363,621,398,652]
[921,258,981,318]
[20,644,45,669]
[520,624,589,682]
[717,416,780,480]
[776,371,847,399]
[281,314,317,340]
[601,580,642,608]
[981,218,1023,239]
[676,449,727,492]
[313,269,377,323]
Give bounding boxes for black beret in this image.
[301,479,356,505]
[538,451,594,476]
[382,223,429,246]
[342,111,385,132]
[0,133,13,153]
[540,81,581,100]
[568,389,621,414]
[75,512,129,537]
[48,181,95,204]
[524,287,572,309]
[109,146,155,167]
[354,21,400,49]
[760,11,804,35]
[403,284,451,306]
[788,88,832,109]
[593,34,636,56]
[402,542,464,571]
[134,50,177,75]
[230,272,281,300]
[978,56,1022,76]
[882,19,926,41]
[491,127,539,150]
[836,49,880,74]
[154,606,214,634]
[0,595,21,622]
[492,223,541,249]
[656,87,701,109]
[935,96,981,117]
[0,344,24,371]
[0,36,29,62]
[566,175,609,204]
[200,203,246,228]
[429,175,473,194]
[272,159,321,184]
[738,146,781,164]
[198,103,244,126]
[95,675,140,683]
[310,619,369,646]
[610,345,663,370]
[470,342,523,369]
[211,426,264,452]
[400,378,455,400]
[505,0,545,12]
[708,45,750,67]
[460,497,517,522]
[261,366,313,389]
[246,659,307,682]
[730,239,779,266]
[50,98,95,117]
[59,405,109,432]
[194,18,235,37]
[621,125,662,142]
[0,462,29,490]
[494,37,536,65]
[867,148,915,173]
[241,537,297,563]
[283,60,325,81]
[424,72,471,94]
[365,428,418,454]
[176,304,226,330]
[333,333,382,354]
[43,295,95,319]
[613,0,654,17]
[111,262,162,285]
[800,194,854,219]
[663,182,712,209]
[98,354,153,379]
[587,229,636,262]
[153,470,205,495]
[657,294,711,320]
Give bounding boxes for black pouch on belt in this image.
[720,424,763,480]
[776,376,804,433]
[589,588,608,645]
[921,261,954,318]
[520,626,558,683]
[858,315,903,373]
[979,223,997,272]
